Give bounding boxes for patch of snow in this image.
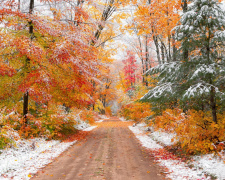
[129,126,163,149]
[0,138,76,179]
[3,127,20,142]
[99,115,109,120]
[74,119,97,131]
[74,119,91,130]
[136,123,147,128]
[134,123,153,132]
[193,154,225,180]
[129,124,211,180]
[120,117,133,122]
[82,126,97,132]
[119,117,126,121]
[96,120,104,123]
[150,130,177,146]
[159,159,208,180]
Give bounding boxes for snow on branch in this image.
[145,62,180,75]
[183,82,223,98]
[190,64,215,80]
[141,82,174,100]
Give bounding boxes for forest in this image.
[0,0,225,179]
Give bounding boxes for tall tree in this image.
[141,0,225,124]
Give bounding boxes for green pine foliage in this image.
[141,0,225,122]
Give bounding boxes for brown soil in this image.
[32,117,166,180]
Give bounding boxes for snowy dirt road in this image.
[32,117,165,180]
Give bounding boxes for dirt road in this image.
[32,117,165,180]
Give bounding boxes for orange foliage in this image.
[80,110,95,125]
[105,107,112,116]
[1,111,77,140]
[133,0,181,37]
[120,102,153,122]
[151,109,225,154]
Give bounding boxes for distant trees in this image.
[122,51,139,89]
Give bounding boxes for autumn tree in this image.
[142,0,225,124]
[129,0,181,65]
[122,51,139,90]
[93,66,118,113]
[0,0,99,119]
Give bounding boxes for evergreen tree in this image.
[141,0,225,123]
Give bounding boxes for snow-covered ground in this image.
[98,115,109,120]
[0,138,76,180]
[193,154,225,180]
[82,126,97,131]
[151,130,178,146]
[96,119,103,123]
[119,117,132,122]
[74,119,94,130]
[129,125,162,149]
[129,123,225,180]
[119,117,126,121]
[0,121,97,180]
[95,115,110,123]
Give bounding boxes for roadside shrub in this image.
[80,110,95,124]
[0,126,17,149]
[0,107,98,145]
[120,102,153,122]
[1,110,78,140]
[151,109,225,154]
[105,107,112,116]
[42,113,77,139]
[0,134,12,149]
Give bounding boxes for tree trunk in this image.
[160,39,169,63]
[137,35,146,85]
[141,57,145,85]
[206,22,217,123]
[18,0,20,10]
[23,92,29,121]
[172,34,177,61]
[90,0,116,46]
[168,35,171,62]
[161,42,165,64]
[210,86,217,123]
[153,35,161,64]
[182,0,188,62]
[182,0,188,13]
[145,36,149,86]
[23,0,34,122]
[166,7,171,62]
